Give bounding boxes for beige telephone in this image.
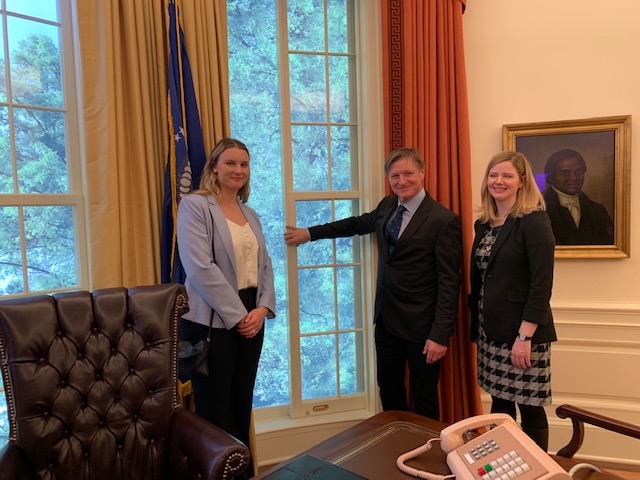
[397,413,571,480]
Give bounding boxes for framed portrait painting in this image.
[503,115,631,258]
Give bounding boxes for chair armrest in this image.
[555,404,640,458]
[0,443,38,480]
[167,407,251,480]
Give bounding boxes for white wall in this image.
[464,0,640,464]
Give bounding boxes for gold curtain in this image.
[76,0,229,289]
[382,0,481,423]
[177,0,230,149]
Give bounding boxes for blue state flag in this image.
[161,1,206,284]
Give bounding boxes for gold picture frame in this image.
[503,115,631,259]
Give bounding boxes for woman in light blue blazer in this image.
[177,138,275,477]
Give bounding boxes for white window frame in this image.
[254,0,384,432]
[0,0,88,299]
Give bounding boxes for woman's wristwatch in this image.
[517,333,533,341]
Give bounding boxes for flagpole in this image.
[175,0,189,148]
[168,0,182,278]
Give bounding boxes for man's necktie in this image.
[386,205,406,254]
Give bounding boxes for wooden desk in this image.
[254,410,623,479]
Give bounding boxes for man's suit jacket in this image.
[309,193,462,345]
[177,194,276,329]
[543,188,614,245]
[468,211,556,345]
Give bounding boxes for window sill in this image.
[255,408,375,436]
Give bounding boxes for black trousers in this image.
[375,316,441,420]
[188,288,262,479]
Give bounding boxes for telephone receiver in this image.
[440,413,514,453]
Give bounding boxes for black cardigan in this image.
[468,210,557,344]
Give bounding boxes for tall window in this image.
[228,0,373,418]
[0,0,84,440]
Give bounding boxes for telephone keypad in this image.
[469,438,499,461]
[465,441,531,480]
[475,448,531,479]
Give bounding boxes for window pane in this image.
[327,0,348,53]
[0,206,23,295]
[226,0,279,139]
[24,205,77,291]
[330,126,357,190]
[14,107,68,194]
[0,106,13,193]
[6,0,59,22]
[298,267,334,334]
[296,200,332,265]
[289,54,326,123]
[328,56,350,123]
[254,326,290,407]
[287,0,324,52]
[334,199,358,263]
[337,266,358,329]
[292,124,328,191]
[8,17,63,109]
[301,334,336,399]
[335,236,356,264]
[0,22,6,102]
[339,331,364,394]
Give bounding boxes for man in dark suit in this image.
[283,148,462,420]
[542,149,614,245]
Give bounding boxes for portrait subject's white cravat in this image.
[555,189,581,227]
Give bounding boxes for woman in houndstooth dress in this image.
[469,151,556,451]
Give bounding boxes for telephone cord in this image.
[396,437,456,480]
[568,462,602,478]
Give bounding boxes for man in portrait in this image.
[542,149,614,245]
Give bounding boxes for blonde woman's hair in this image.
[476,151,545,224]
[193,137,251,203]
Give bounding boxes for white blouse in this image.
[226,219,259,290]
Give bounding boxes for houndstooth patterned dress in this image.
[475,226,552,406]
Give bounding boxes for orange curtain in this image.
[381,0,480,423]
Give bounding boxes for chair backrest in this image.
[0,284,188,480]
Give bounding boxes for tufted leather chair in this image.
[0,284,250,480]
